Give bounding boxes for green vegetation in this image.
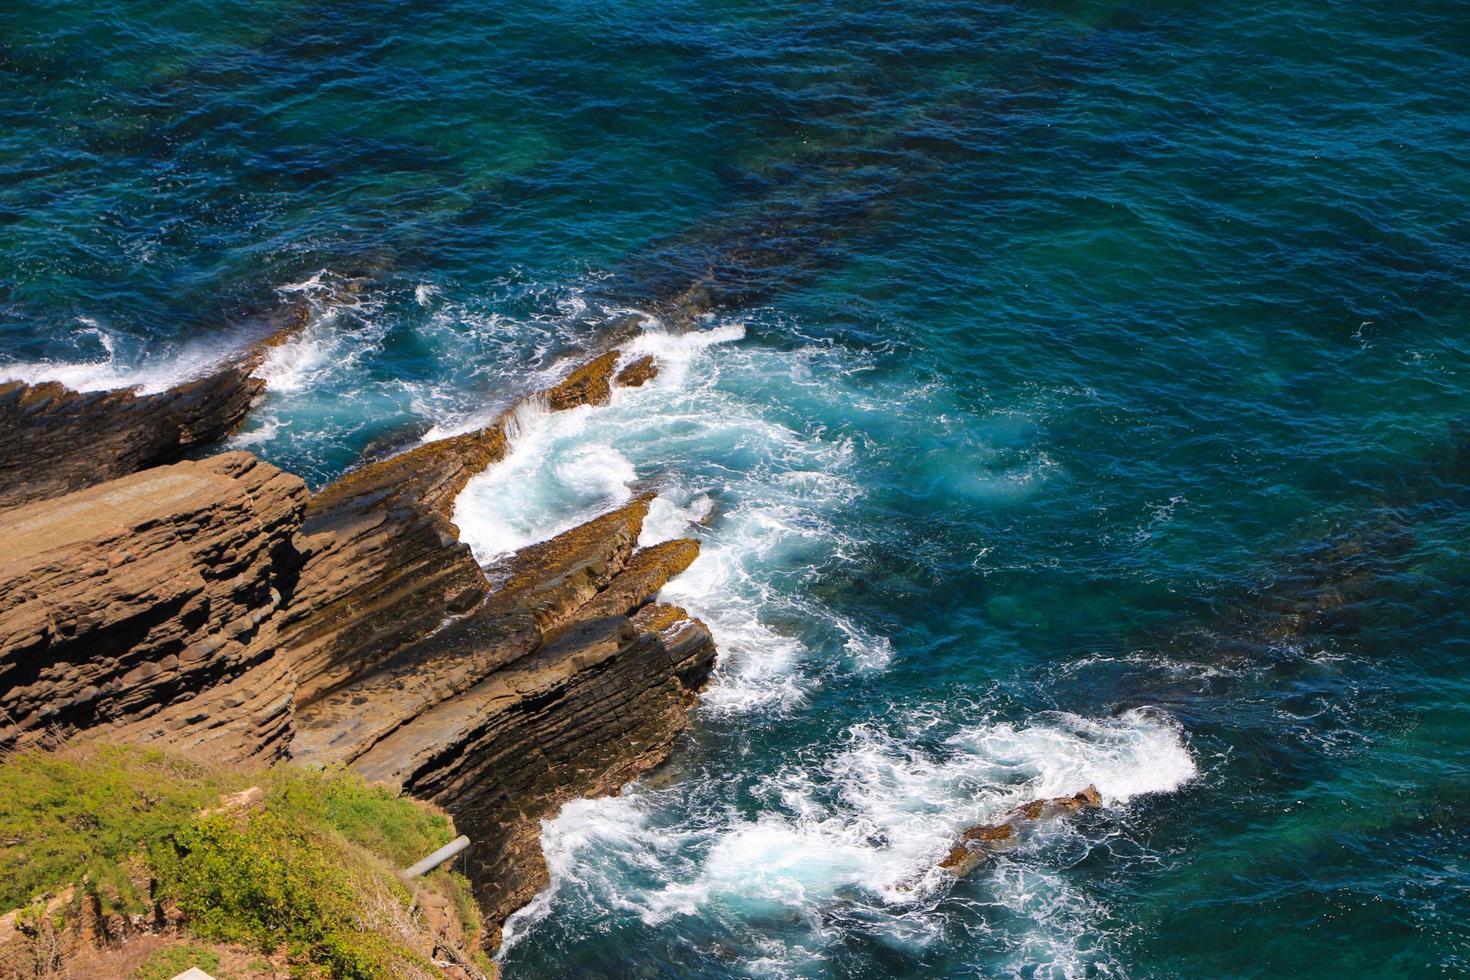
[0,743,230,913]
[263,765,454,870]
[152,810,409,977]
[133,944,226,980]
[0,744,482,980]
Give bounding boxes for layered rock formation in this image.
[0,334,712,951]
[272,340,636,704]
[0,452,308,760]
[275,345,711,942]
[291,493,711,938]
[0,306,307,509]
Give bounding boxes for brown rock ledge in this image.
[614,353,659,388]
[288,491,714,945]
[0,452,309,759]
[276,341,669,704]
[0,332,704,952]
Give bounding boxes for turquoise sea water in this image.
[4,1,1469,976]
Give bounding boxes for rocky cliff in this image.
[0,452,308,760]
[0,335,714,955]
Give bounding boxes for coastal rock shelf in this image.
[0,334,715,951]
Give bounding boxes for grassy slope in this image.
[0,744,487,979]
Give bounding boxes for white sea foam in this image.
[0,318,237,394]
[453,321,884,713]
[429,297,1195,978]
[227,414,285,447]
[638,492,715,546]
[251,272,388,393]
[655,708,1194,915]
[504,707,1195,973]
[225,271,414,462]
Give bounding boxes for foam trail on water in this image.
[646,708,1195,918]
[453,399,638,558]
[452,324,751,562]
[639,493,715,546]
[227,272,406,473]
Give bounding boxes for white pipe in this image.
[399,835,470,880]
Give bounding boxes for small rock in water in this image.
[937,784,1102,878]
[614,354,658,388]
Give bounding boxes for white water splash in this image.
[0,318,235,394]
[503,708,1195,974]
[451,317,890,711]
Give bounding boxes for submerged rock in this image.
[937,785,1103,878]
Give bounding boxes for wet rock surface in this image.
[614,354,659,388]
[937,785,1103,878]
[543,350,620,411]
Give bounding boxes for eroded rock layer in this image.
[0,332,712,949]
[271,424,507,705]
[276,341,664,704]
[289,491,715,943]
[0,452,308,759]
[360,610,715,939]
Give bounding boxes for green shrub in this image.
[1,747,474,979]
[0,744,230,912]
[151,809,418,979]
[265,765,455,870]
[133,944,225,980]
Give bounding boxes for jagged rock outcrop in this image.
[0,333,705,951]
[937,785,1102,877]
[276,342,668,703]
[0,452,308,760]
[344,603,715,944]
[290,491,715,944]
[261,341,708,942]
[0,306,307,509]
[614,354,658,388]
[543,350,620,410]
[286,496,669,765]
[270,424,508,704]
[485,497,650,629]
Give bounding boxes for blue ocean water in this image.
[3,1,1469,976]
